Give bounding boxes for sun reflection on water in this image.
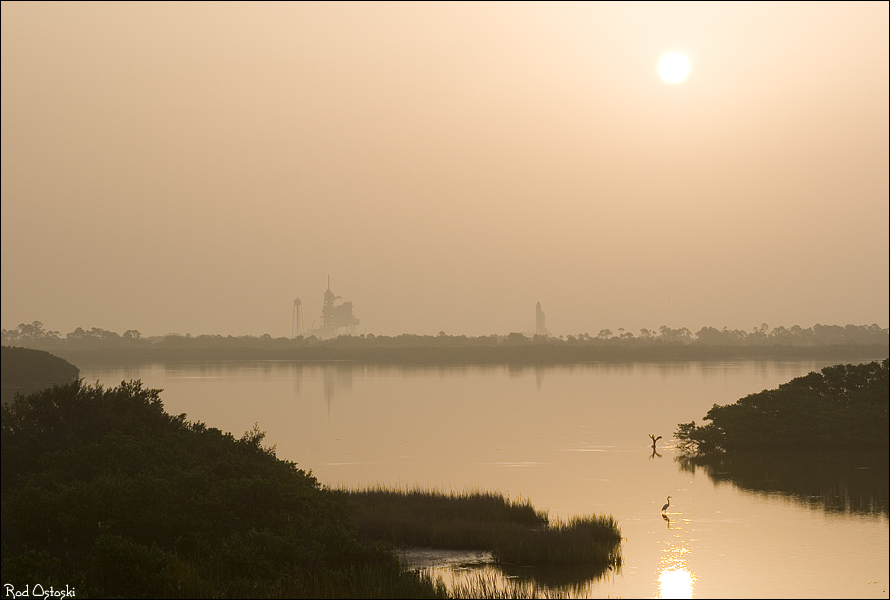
[659,566,694,599]
[658,514,696,598]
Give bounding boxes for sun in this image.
[658,52,690,84]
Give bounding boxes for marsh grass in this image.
[493,515,622,567]
[292,563,449,599]
[337,486,621,569]
[447,571,568,599]
[178,561,449,599]
[337,486,545,548]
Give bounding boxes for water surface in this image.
[79,359,889,598]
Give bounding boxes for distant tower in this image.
[315,276,359,338]
[292,298,303,337]
[321,276,337,332]
[536,301,547,336]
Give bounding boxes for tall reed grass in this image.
[336,486,621,569]
[448,571,568,599]
[492,514,622,567]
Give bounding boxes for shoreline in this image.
[7,342,888,366]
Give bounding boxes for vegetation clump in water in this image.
[675,359,888,454]
[339,487,621,568]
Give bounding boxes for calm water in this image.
[79,359,889,599]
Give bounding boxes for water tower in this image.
[292,298,303,337]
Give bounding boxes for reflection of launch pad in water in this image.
[304,277,359,338]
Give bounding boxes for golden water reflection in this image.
[658,514,696,599]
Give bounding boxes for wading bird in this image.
[662,496,672,512]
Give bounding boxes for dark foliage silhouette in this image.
[1,380,444,598]
[675,359,889,454]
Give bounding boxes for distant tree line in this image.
[4,321,887,347]
[2,322,144,346]
[2,321,887,363]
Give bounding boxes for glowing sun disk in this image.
[659,53,690,83]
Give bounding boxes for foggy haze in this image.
[2,1,888,338]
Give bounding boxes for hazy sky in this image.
[2,1,888,337]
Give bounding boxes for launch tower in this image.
[536,301,548,336]
[313,277,359,337]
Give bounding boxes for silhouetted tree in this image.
[676,360,889,453]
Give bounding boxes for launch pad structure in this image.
[297,277,360,338]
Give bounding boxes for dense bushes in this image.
[0,346,79,401]
[676,359,889,454]
[1,380,443,598]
